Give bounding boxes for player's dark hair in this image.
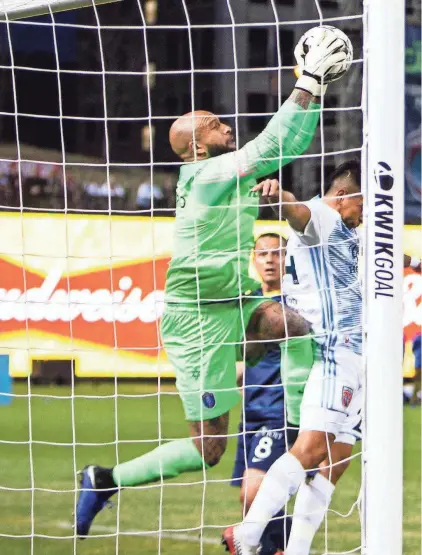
[254,232,287,247]
[324,159,361,195]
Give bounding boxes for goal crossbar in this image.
[0,0,121,20]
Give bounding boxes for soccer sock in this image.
[112,438,205,487]
[260,509,292,553]
[241,452,306,548]
[285,473,335,555]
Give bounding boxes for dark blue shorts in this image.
[231,422,290,486]
[413,335,421,370]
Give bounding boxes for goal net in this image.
[0,1,408,554]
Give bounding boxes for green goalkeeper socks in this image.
[112,438,205,487]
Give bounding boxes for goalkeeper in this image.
[76,28,347,538]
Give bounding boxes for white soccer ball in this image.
[296,25,353,82]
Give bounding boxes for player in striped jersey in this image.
[233,161,422,555]
[233,160,364,554]
[280,177,421,555]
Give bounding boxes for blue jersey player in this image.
[223,233,309,555]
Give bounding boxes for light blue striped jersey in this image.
[283,198,362,356]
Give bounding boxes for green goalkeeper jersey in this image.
[165,99,320,303]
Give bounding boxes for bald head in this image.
[169,111,214,160]
[169,110,235,162]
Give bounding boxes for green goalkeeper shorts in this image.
[160,297,272,421]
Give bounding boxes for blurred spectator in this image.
[162,174,176,211]
[105,177,126,210]
[0,172,9,205]
[136,181,165,210]
[0,159,175,214]
[63,173,80,208]
[0,160,12,206]
[83,181,103,210]
[83,177,127,210]
[84,181,101,198]
[110,182,125,200]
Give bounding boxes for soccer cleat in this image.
[222,526,236,553]
[222,525,258,555]
[75,465,118,538]
[222,526,284,555]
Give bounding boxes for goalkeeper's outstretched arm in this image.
[194,90,320,206]
[194,88,320,196]
[194,27,349,205]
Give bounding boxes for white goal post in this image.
[364,0,405,553]
[0,0,120,20]
[0,0,411,553]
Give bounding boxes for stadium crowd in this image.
[0,160,282,218]
[0,160,178,213]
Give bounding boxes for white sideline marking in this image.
[57,521,221,545]
[57,521,318,552]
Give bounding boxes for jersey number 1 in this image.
[285,255,299,284]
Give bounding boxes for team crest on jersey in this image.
[349,243,359,274]
[342,386,354,408]
[202,392,216,409]
[350,243,359,260]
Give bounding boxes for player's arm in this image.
[253,178,338,246]
[239,31,349,181]
[404,254,422,273]
[241,89,320,179]
[234,28,346,184]
[194,30,348,205]
[251,180,311,232]
[195,92,320,207]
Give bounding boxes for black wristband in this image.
[303,70,321,83]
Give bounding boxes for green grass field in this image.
[0,381,420,555]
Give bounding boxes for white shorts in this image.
[299,346,362,445]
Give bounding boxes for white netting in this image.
[0,1,405,555]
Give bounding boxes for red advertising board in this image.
[0,214,419,377]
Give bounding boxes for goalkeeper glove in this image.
[295,28,348,96]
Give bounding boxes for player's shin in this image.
[285,473,335,555]
[240,452,306,548]
[112,438,205,487]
